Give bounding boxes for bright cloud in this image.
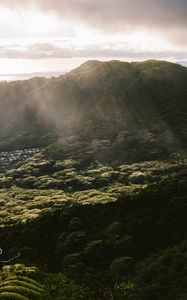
[0,0,186,74]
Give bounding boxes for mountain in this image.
[0,60,186,163]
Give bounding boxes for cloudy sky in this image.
[0,0,186,74]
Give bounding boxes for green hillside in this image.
[0,164,186,299]
[0,60,186,162]
[0,60,187,299]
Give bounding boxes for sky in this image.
[0,0,186,75]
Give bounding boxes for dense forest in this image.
[0,60,186,158]
[0,60,187,299]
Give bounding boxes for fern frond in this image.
[1,280,44,294]
[2,276,44,289]
[0,265,45,300]
[0,285,42,297]
[0,291,29,300]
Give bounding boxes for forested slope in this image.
[0,60,187,299]
[0,60,186,162]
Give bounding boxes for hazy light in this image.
[0,4,186,74]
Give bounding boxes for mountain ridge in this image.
[0,60,186,163]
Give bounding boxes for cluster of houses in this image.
[0,148,44,172]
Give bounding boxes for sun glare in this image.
[0,3,186,75]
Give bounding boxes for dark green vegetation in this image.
[0,60,186,162]
[0,264,45,300]
[0,151,186,299]
[0,60,187,299]
[0,264,92,299]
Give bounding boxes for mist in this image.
[0,60,186,163]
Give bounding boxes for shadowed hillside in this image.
[0,60,186,163]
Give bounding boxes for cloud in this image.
[0,0,186,45]
[0,42,186,61]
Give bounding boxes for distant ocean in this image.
[0,62,186,82]
[0,71,65,82]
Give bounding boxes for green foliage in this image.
[0,264,94,300]
[0,171,186,299]
[0,265,45,300]
[0,60,186,163]
[0,155,185,227]
[0,60,187,299]
[44,273,94,300]
[131,241,187,300]
[110,256,134,276]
